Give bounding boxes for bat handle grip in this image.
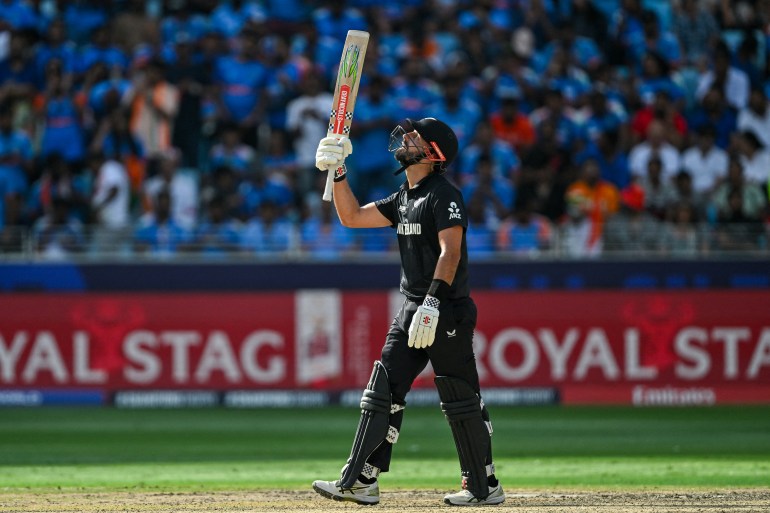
[322,165,335,202]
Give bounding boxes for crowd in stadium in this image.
[0,0,768,259]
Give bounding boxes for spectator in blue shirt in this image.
[496,197,554,256]
[36,19,77,81]
[165,33,210,169]
[0,0,39,30]
[193,195,242,256]
[239,169,295,219]
[26,153,90,225]
[213,27,269,145]
[300,199,354,260]
[134,188,191,256]
[635,51,686,107]
[36,60,85,165]
[608,0,645,62]
[261,129,299,187]
[458,121,521,185]
[161,3,209,45]
[81,62,131,120]
[465,193,497,258]
[430,76,482,154]
[347,74,398,201]
[356,226,394,253]
[532,20,603,75]
[312,2,367,46]
[576,130,632,190]
[209,0,267,41]
[202,165,245,221]
[263,0,308,28]
[77,25,129,76]
[240,199,295,254]
[62,0,108,46]
[687,86,737,150]
[0,102,32,195]
[488,50,539,115]
[580,89,629,148]
[209,123,257,176]
[529,88,579,152]
[262,36,304,131]
[462,154,514,225]
[89,109,145,185]
[672,0,720,66]
[390,57,442,121]
[33,196,85,259]
[0,30,38,100]
[627,10,682,71]
[540,47,592,107]
[443,57,486,113]
[733,33,764,89]
[570,0,610,49]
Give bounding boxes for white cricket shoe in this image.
[444,483,505,506]
[312,478,380,505]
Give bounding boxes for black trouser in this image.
[367,296,488,472]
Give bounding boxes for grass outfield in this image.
[1,405,769,491]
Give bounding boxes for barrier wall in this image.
[1,259,769,292]
[2,290,768,405]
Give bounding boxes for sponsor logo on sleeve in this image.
[448,202,462,220]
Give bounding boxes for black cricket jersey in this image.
[375,173,469,302]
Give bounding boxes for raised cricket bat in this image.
[322,30,369,202]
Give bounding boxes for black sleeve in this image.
[375,191,399,227]
[432,184,468,232]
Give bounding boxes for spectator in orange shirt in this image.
[489,93,536,152]
[565,158,620,253]
[123,58,180,160]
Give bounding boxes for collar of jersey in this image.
[399,172,437,193]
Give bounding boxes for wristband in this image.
[333,164,347,182]
[427,279,450,303]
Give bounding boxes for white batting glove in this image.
[315,136,353,171]
[408,295,440,349]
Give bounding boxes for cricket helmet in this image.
[406,117,458,171]
[389,117,458,174]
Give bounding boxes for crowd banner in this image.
[1,291,768,405]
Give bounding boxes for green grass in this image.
[1,406,769,491]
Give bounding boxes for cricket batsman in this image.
[311,117,505,506]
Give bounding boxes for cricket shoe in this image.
[312,478,380,505]
[444,483,505,506]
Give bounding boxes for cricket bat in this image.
[322,30,370,202]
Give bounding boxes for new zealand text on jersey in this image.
[397,223,422,235]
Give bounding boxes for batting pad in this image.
[435,376,491,500]
[339,361,391,488]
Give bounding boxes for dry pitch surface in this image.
[2,490,769,512]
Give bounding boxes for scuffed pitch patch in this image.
[0,489,768,512]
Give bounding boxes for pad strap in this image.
[435,376,492,500]
[339,361,391,488]
[386,425,399,444]
[362,463,380,480]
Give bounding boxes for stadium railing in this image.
[0,223,767,262]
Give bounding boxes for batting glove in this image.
[408,295,440,349]
[315,136,352,171]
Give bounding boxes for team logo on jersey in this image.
[448,202,462,220]
[413,196,427,208]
